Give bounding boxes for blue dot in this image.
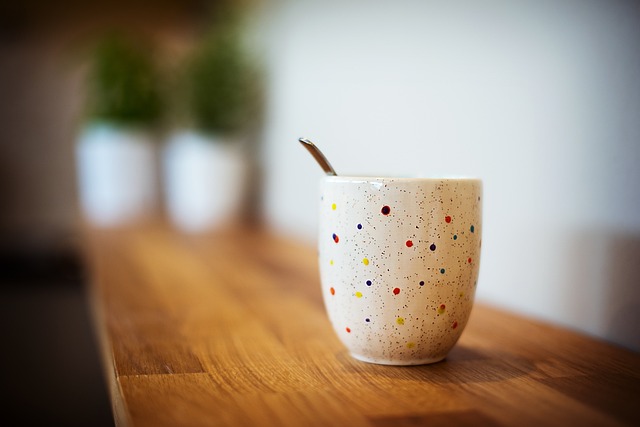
[430,243,436,251]
[470,225,475,233]
[365,318,370,322]
[357,223,363,230]
[453,234,457,240]
[419,281,424,286]
[366,280,372,286]
[440,268,446,274]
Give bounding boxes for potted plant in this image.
[163,20,260,232]
[76,35,163,227]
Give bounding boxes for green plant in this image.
[86,35,163,126]
[185,26,259,136]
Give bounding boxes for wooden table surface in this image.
[83,224,640,427]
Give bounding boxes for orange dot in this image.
[346,327,351,333]
[330,287,335,295]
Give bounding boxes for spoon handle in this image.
[299,138,338,176]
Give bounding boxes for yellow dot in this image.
[355,291,363,298]
[362,258,369,266]
[331,203,336,210]
[396,317,405,325]
[330,259,334,266]
[406,342,415,349]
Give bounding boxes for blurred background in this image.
[1,0,639,424]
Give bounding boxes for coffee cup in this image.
[318,176,482,365]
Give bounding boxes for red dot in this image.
[330,287,335,295]
[381,205,391,215]
[440,304,446,310]
[333,233,339,243]
[346,327,351,333]
[405,240,413,247]
[393,287,400,295]
[445,215,452,223]
[452,321,458,329]
[468,257,472,263]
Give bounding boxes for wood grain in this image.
[83,224,640,427]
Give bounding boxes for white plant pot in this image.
[76,123,158,227]
[163,130,246,233]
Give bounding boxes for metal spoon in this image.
[298,138,337,176]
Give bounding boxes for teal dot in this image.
[440,268,446,274]
[453,234,457,240]
[470,225,475,233]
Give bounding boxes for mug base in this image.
[350,352,446,366]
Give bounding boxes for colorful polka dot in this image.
[419,280,425,286]
[430,243,436,251]
[406,240,413,247]
[438,304,446,314]
[381,205,391,215]
[330,259,334,266]
[396,317,405,325]
[332,233,339,243]
[346,327,351,333]
[362,258,369,266]
[357,223,363,229]
[406,342,416,349]
[452,321,459,329]
[453,234,458,240]
[440,268,446,274]
[330,287,335,295]
[365,318,370,322]
[445,215,452,223]
[366,280,372,286]
[393,287,400,295]
[468,257,472,263]
[470,225,475,233]
[331,203,337,210]
[355,291,363,298]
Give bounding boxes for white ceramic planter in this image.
[163,130,246,233]
[76,123,158,227]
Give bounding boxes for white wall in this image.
[255,0,640,350]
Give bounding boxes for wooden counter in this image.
[84,224,640,427]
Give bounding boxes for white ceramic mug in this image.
[318,176,482,365]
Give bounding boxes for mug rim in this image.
[322,176,482,183]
